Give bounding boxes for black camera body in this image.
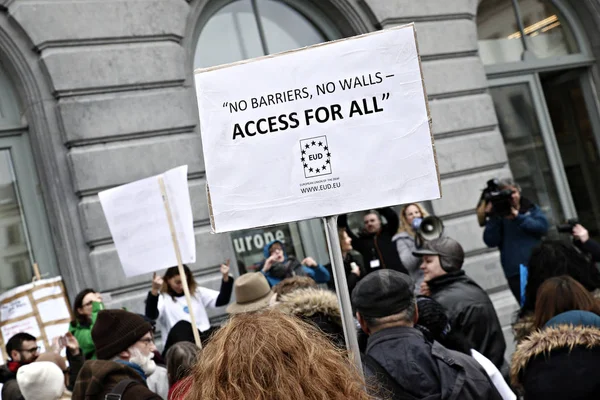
[482,179,513,218]
[557,218,578,233]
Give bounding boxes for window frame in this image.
[480,0,595,78]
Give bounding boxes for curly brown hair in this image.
[183,310,372,400]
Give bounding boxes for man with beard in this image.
[339,208,407,275]
[482,178,548,302]
[0,333,40,400]
[72,310,162,399]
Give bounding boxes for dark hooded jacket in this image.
[338,208,407,275]
[72,360,162,400]
[428,270,506,369]
[511,323,600,400]
[260,240,330,287]
[0,364,22,400]
[365,326,502,400]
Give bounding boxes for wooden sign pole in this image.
[158,177,202,349]
[32,262,41,281]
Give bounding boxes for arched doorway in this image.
[477,0,600,239]
[0,61,58,290]
[193,0,343,270]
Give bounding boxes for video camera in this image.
[557,218,578,233]
[481,179,513,218]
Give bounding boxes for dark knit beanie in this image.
[92,310,152,360]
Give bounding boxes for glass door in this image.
[542,70,600,240]
[488,75,577,234]
[0,135,58,291]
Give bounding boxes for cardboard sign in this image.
[0,277,72,363]
[99,166,196,277]
[194,23,440,233]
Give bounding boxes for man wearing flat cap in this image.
[414,236,506,370]
[352,269,502,400]
[72,309,162,400]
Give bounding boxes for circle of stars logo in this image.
[299,136,332,178]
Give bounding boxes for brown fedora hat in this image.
[227,272,274,314]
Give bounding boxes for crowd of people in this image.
[1,178,600,399]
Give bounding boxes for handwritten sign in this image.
[195,24,440,233]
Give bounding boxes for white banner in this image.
[99,166,196,277]
[195,24,440,233]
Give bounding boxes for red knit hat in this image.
[92,310,152,360]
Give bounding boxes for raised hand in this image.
[301,257,318,268]
[221,259,231,282]
[151,272,164,295]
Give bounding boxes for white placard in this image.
[1,317,41,343]
[98,165,196,277]
[32,285,62,300]
[44,323,70,344]
[1,296,33,321]
[195,24,440,233]
[37,298,70,323]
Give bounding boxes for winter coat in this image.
[259,240,330,287]
[575,238,600,262]
[276,288,345,348]
[512,289,600,344]
[69,301,104,360]
[392,231,423,292]
[483,199,548,279]
[72,360,162,400]
[545,310,600,329]
[365,326,502,400]
[339,208,407,275]
[0,364,22,400]
[428,271,506,369]
[511,324,600,400]
[324,251,366,295]
[146,365,168,399]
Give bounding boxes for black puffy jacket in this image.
[365,326,502,400]
[511,324,600,400]
[428,271,506,369]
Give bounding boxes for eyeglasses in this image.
[19,346,40,354]
[137,337,154,346]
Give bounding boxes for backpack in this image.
[105,379,139,400]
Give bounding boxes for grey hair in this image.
[498,178,521,191]
[363,300,416,329]
[166,341,200,386]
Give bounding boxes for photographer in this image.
[482,178,548,301]
[571,224,600,262]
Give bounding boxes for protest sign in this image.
[98,165,196,277]
[0,277,71,363]
[99,166,202,347]
[195,23,440,233]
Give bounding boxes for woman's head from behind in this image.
[522,240,600,315]
[399,203,429,236]
[166,341,199,387]
[534,275,600,329]
[184,310,370,400]
[162,265,197,297]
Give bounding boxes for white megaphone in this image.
[412,216,444,242]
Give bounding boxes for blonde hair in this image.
[183,310,372,400]
[397,203,429,237]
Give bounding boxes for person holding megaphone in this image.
[393,203,444,292]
